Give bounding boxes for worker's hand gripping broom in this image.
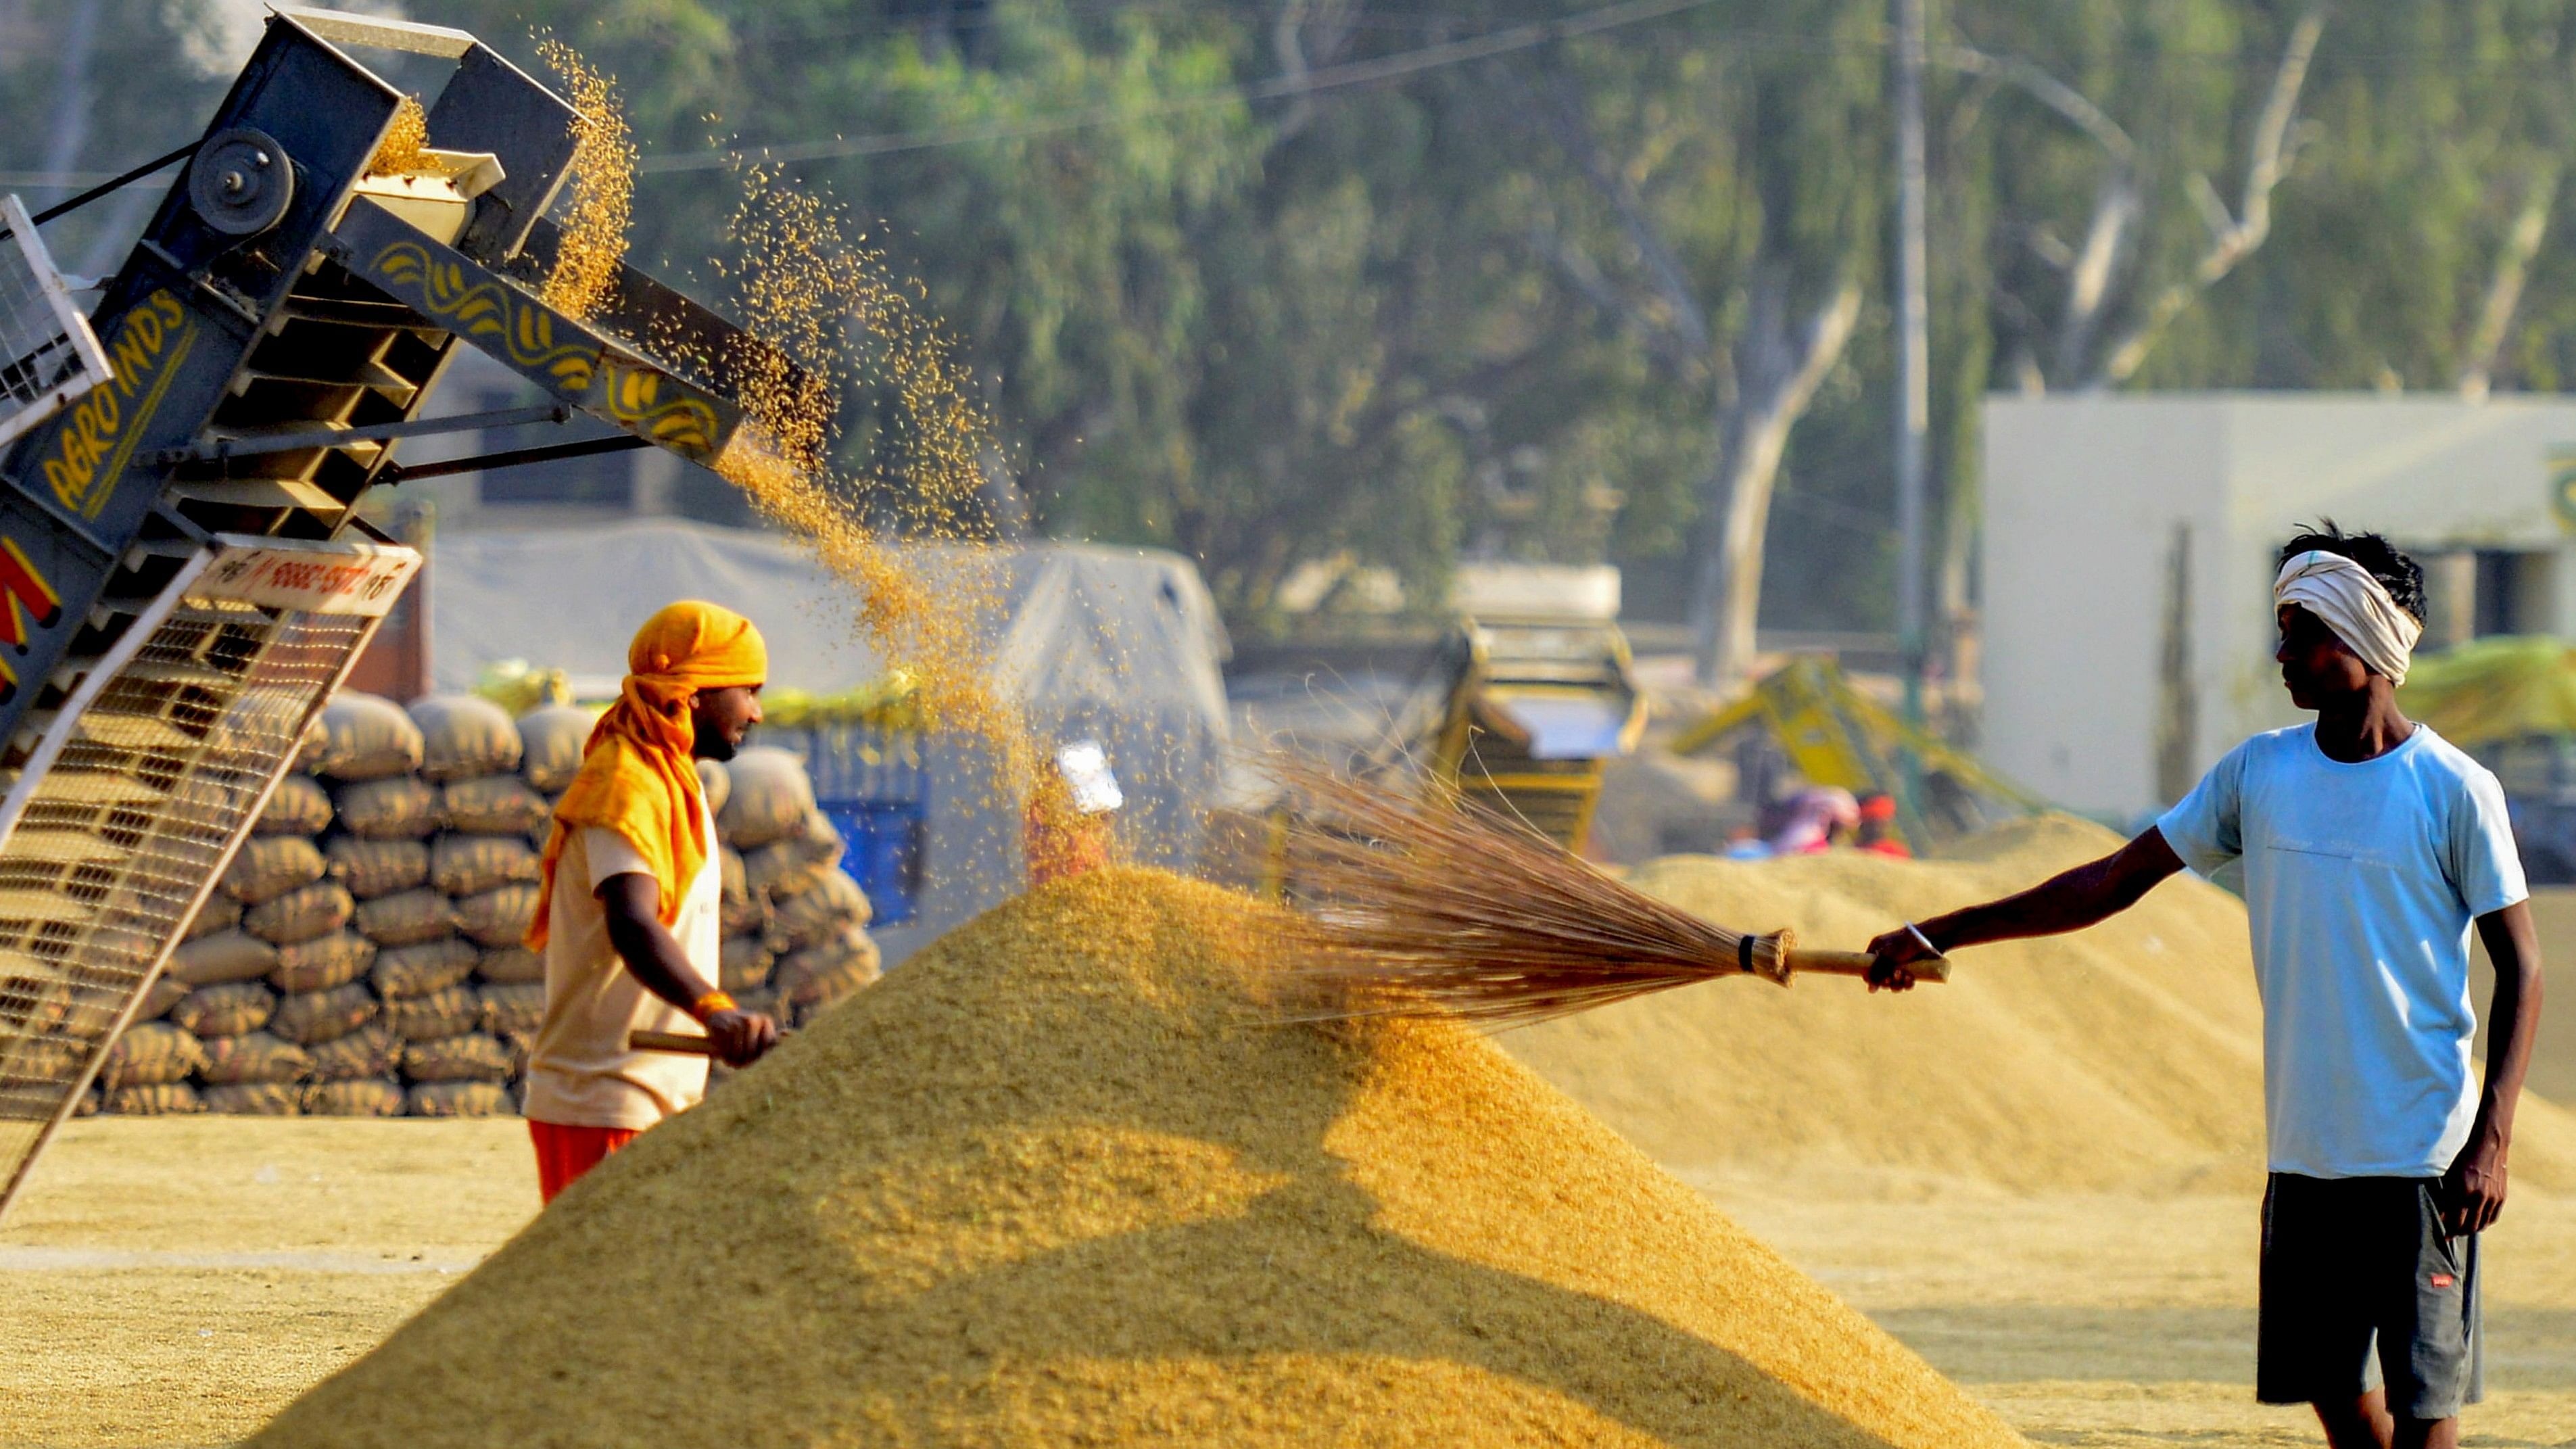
[1270,761,1947,1030]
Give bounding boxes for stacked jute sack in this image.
[91,699,881,1118]
[708,746,881,1032]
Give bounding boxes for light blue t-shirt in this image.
[2156,723,2526,1180]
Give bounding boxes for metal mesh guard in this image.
[0,193,112,451]
[0,535,416,1215]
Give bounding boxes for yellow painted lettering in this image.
[63,411,95,475]
[34,289,184,510]
[51,443,91,508]
[111,329,149,395]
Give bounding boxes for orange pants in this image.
[529,1120,640,1204]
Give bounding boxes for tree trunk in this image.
[2087,7,2322,389]
[1690,278,1862,687]
[2052,174,2138,381]
[2458,166,2558,402]
[2152,522,2197,807]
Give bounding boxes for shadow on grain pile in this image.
[241,868,2022,1448]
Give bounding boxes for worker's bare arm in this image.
[2450,901,2543,1233]
[1863,826,2187,990]
[596,874,778,1067]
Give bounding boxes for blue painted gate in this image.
[764,723,927,926]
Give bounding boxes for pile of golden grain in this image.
[243,868,2021,1448]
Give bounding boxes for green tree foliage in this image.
[424,1,1709,618]
[1922,1,2576,655]
[0,0,237,275]
[2252,1,2576,393]
[30,1,2576,647]
[1498,1,1886,680]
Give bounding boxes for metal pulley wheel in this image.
[187,127,294,237]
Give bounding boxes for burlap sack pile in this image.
[712,747,880,1030]
[99,703,884,1116]
[357,695,527,1118]
[103,692,524,1117]
[101,694,406,1117]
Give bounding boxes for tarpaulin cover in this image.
[427,519,1230,961]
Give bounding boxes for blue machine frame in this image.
[0,10,801,770]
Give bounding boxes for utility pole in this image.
[1891,0,1931,730]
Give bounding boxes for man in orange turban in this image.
[522,601,780,1204]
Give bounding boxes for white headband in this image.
[2273,550,2423,686]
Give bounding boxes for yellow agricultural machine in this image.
[1416,613,1648,851]
[1669,655,2041,853]
[1225,609,1646,895]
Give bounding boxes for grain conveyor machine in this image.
[0,8,803,1212]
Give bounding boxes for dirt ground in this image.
[0,1120,535,1449]
[1696,1166,2576,1448]
[3,1120,2571,1448]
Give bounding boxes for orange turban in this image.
[527,602,768,949]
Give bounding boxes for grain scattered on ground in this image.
[14,1091,2576,1446]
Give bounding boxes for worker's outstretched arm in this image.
[597,874,778,1067]
[1864,826,2187,991]
[2450,900,2543,1233]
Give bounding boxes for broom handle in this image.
[630,1027,801,1055]
[630,1030,719,1055]
[1780,949,1951,984]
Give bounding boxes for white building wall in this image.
[1983,394,2576,822]
[1984,398,2225,816]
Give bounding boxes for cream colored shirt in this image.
[523,793,722,1131]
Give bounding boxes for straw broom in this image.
[1270,761,1947,1030]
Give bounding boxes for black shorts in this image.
[2258,1172,2482,1419]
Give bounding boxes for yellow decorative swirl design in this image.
[600,358,721,455]
[372,241,598,394]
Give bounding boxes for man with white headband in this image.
[1867,523,2542,1449]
